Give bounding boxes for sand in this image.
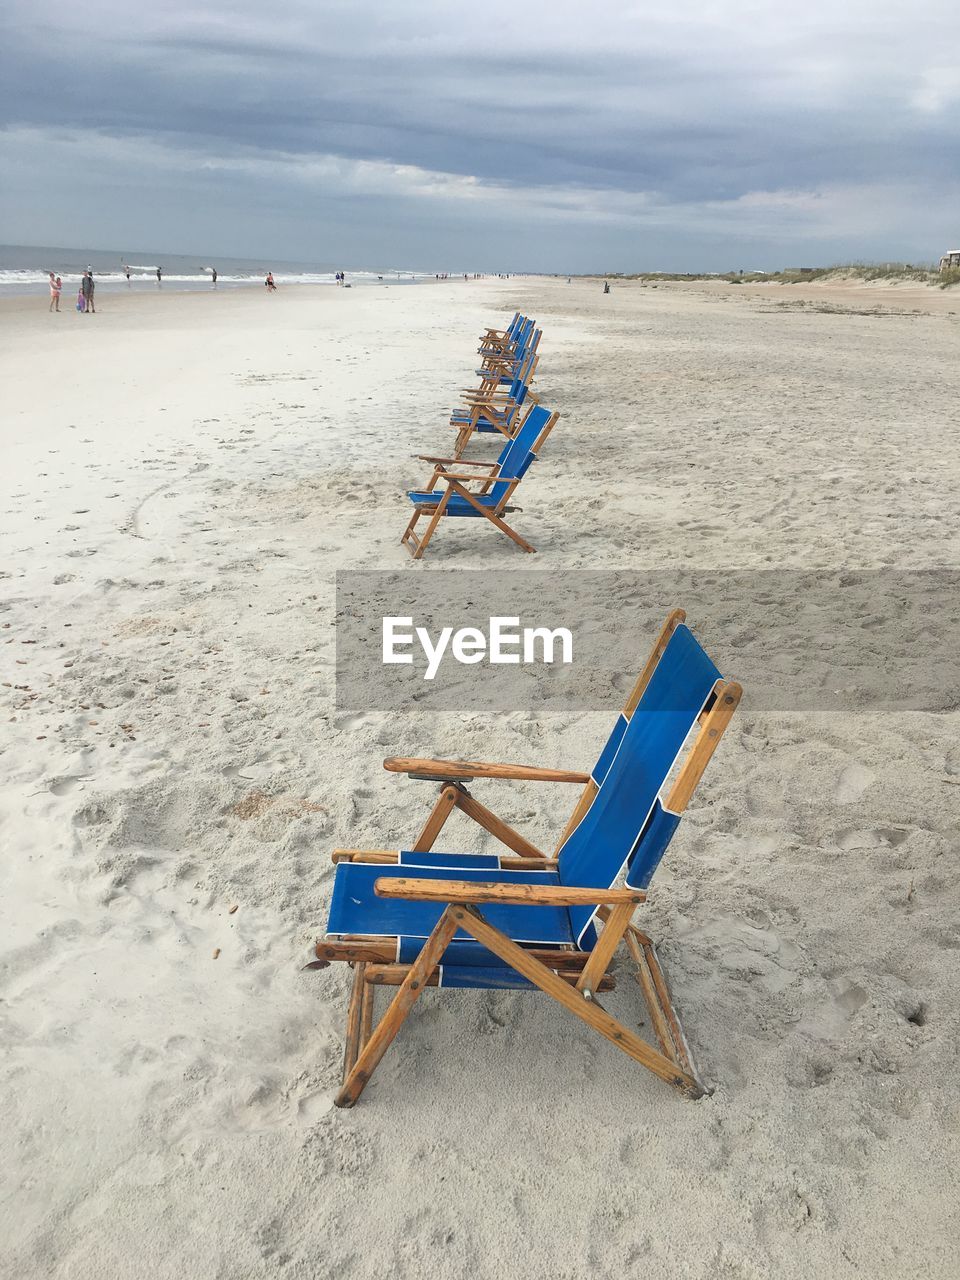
[1,276,958,1279]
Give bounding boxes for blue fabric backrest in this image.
[507,345,538,402]
[508,372,527,402]
[590,713,627,787]
[558,624,722,942]
[487,406,549,503]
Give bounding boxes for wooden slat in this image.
[664,681,742,813]
[316,939,397,964]
[364,963,615,990]
[318,938,588,967]
[575,900,634,998]
[331,848,399,863]
[622,608,687,717]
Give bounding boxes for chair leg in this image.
[335,906,460,1108]
[623,927,703,1088]
[410,489,452,561]
[477,506,536,553]
[360,972,375,1050]
[342,962,367,1082]
[411,784,460,852]
[400,510,422,556]
[454,906,704,1098]
[453,424,473,455]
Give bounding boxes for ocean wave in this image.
[0,268,424,287]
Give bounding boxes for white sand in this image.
[1,277,958,1278]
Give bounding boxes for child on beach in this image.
[48,273,62,312]
[76,285,86,313]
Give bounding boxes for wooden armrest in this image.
[331,848,399,863]
[383,757,591,783]
[417,455,499,468]
[375,878,645,906]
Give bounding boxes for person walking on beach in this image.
[265,271,277,291]
[124,264,131,282]
[48,272,62,312]
[211,267,217,286]
[156,267,162,285]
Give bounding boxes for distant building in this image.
[783,267,814,275]
[939,250,960,272]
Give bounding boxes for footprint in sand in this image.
[835,762,875,802]
[834,827,907,851]
[47,775,90,796]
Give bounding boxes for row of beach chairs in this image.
[401,312,558,560]
[312,609,743,1107]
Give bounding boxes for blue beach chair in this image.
[477,311,527,357]
[314,611,742,1106]
[401,403,558,559]
[473,324,541,390]
[450,345,540,455]
[476,316,537,370]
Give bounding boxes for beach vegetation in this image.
[602,261,957,288]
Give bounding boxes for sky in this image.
[1,0,958,272]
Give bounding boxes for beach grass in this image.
[601,262,960,287]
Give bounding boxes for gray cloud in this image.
[2,1,958,269]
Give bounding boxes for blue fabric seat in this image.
[406,490,500,513]
[328,860,574,946]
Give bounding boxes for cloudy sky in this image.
[1,1,958,271]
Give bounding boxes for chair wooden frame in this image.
[452,349,540,456]
[474,328,541,387]
[477,314,528,358]
[312,611,743,1107]
[400,409,558,560]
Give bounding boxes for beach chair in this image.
[450,346,539,455]
[313,610,742,1107]
[401,403,557,559]
[478,312,527,357]
[480,310,521,344]
[474,326,541,389]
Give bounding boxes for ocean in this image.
[0,244,432,297]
